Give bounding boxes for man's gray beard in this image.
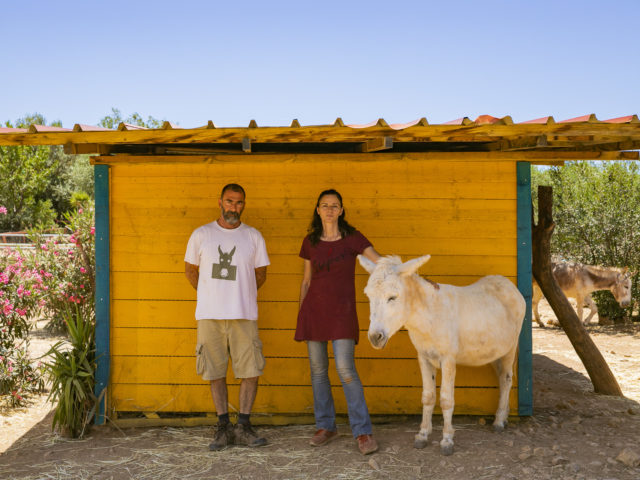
[223,211,240,225]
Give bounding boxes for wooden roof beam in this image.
[63,143,111,155]
[487,135,549,151]
[358,136,393,153]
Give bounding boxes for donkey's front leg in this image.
[439,358,456,455]
[583,294,598,325]
[575,294,585,324]
[414,351,436,449]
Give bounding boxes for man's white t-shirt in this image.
[184,221,270,321]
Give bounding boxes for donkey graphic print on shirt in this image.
[212,245,237,281]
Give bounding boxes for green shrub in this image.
[532,161,640,321]
[43,304,96,438]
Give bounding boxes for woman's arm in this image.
[299,259,312,309]
[362,246,439,289]
[362,246,381,263]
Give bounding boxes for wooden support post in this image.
[532,186,623,396]
[242,137,251,153]
[94,165,111,424]
[516,162,533,415]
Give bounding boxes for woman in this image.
[295,189,381,455]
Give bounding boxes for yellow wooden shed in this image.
[1,113,638,426]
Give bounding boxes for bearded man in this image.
[185,183,270,451]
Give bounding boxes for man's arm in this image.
[185,262,199,290]
[255,266,267,290]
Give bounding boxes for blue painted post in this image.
[94,165,110,424]
[516,162,533,415]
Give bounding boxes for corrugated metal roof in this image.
[0,113,638,135]
[0,114,638,159]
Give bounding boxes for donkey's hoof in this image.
[493,422,507,433]
[414,438,428,449]
[441,444,454,456]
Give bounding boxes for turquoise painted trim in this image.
[516,162,533,415]
[94,165,110,424]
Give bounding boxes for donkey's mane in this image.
[582,264,626,276]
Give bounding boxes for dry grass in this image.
[0,423,434,480]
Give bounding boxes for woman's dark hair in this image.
[307,189,356,246]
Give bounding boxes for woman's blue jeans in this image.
[307,339,372,438]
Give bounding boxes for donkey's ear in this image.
[396,255,431,277]
[358,255,377,274]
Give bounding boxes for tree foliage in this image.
[0,107,167,232]
[0,114,93,232]
[532,161,640,320]
[98,107,165,129]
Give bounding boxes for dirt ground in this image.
[1,304,640,480]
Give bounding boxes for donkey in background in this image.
[359,254,525,456]
[532,262,633,327]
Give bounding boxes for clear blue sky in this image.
[2,0,639,128]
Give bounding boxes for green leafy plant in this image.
[43,304,96,438]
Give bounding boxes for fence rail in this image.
[0,233,69,250]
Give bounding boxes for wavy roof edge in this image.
[1,114,639,134]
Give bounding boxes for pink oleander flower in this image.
[78,208,83,214]
[0,206,7,215]
[44,272,52,278]
[90,227,95,235]
[69,235,77,244]
[79,284,84,289]
[41,244,48,251]
[80,267,87,273]
[16,308,27,316]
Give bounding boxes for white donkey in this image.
[359,255,525,456]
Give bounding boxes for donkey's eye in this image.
[387,296,397,303]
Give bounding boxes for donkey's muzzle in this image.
[368,331,388,349]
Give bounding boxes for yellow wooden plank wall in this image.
[108,155,519,417]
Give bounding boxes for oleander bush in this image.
[0,204,95,409]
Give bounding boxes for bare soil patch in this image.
[1,310,639,480]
